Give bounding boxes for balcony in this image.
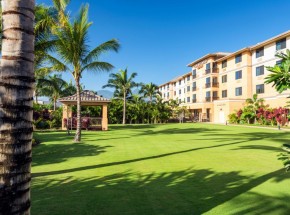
[192,99,197,103]
[205,69,211,74]
[205,83,211,88]
[192,87,197,91]
[205,97,211,102]
[192,74,197,79]
[212,68,219,73]
[212,82,219,87]
[212,97,219,101]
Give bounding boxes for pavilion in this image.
[59,90,111,131]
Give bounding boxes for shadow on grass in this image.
[32,139,257,178]
[32,143,112,166]
[32,168,289,215]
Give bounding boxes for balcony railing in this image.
[205,69,211,74]
[205,97,211,102]
[212,68,219,73]
[212,82,219,87]
[192,74,197,79]
[192,87,197,91]
[212,97,219,101]
[192,99,197,103]
[205,83,211,88]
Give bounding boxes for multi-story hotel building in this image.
[159,30,290,123]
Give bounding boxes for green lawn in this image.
[32,123,290,215]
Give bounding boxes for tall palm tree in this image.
[140,82,161,103]
[265,50,290,93]
[103,69,138,124]
[38,74,73,111]
[0,0,35,214]
[53,5,119,142]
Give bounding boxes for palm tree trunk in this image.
[53,97,56,111]
[74,80,82,142]
[0,1,35,214]
[122,92,126,125]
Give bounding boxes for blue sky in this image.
[37,0,290,91]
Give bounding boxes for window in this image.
[222,90,227,98]
[192,94,196,102]
[206,91,211,98]
[222,60,227,68]
[235,54,242,63]
[235,87,242,96]
[179,80,181,85]
[167,92,169,97]
[256,47,264,58]
[276,38,286,50]
[192,69,196,76]
[163,93,166,98]
[187,76,190,81]
[213,91,218,99]
[235,70,242,80]
[276,60,282,66]
[256,66,264,76]
[179,89,181,95]
[206,77,210,83]
[206,63,211,70]
[178,99,181,104]
[167,85,169,89]
[222,75,227,83]
[192,82,196,91]
[187,86,190,92]
[187,97,190,103]
[174,91,176,96]
[184,88,185,93]
[256,84,265,94]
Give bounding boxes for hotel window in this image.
[192,69,197,78]
[276,38,286,50]
[206,63,211,73]
[206,91,211,98]
[205,77,211,88]
[167,92,169,97]
[167,85,169,89]
[235,54,242,63]
[192,82,196,91]
[174,91,176,96]
[187,97,190,103]
[256,84,265,94]
[187,86,190,92]
[256,47,264,58]
[179,89,181,95]
[213,91,218,100]
[235,70,242,80]
[222,60,227,68]
[163,93,166,98]
[187,76,190,81]
[235,87,242,96]
[179,80,181,85]
[184,88,185,93]
[276,60,282,66]
[222,90,227,98]
[222,75,227,83]
[178,99,181,104]
[256,66,264,76]
[192,94,196,102]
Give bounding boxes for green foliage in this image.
[228,113,239,124]
[278,144,290,172]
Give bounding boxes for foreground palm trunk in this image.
[74,80,81,142]
[123,92,126,124]
[0,0,35,214]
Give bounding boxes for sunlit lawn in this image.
[32,123,290,215]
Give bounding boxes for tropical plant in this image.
[0,0,35,214]
[140,82,161,103]
[103,68,138,124]
[38,74,75,110]
[53,5,120,141]
[265,50,290,93]
[278,144,290,172]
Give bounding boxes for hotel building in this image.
[159,30,290,123]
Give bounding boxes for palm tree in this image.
[140,82,161,103]
[38,74,74,111]
[103,69,138,124]
[0,0,35,214]
[53,5,119,142]
[265,50,290,93]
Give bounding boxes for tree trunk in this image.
[0,1,35,214]
[74,80,82,142]
[122,91,126,125]
[53,97,56,111]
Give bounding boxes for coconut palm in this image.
[38,74,75,111]
[0,0,35,214]
[53,5,119,141]
[265,50,290,93]
[140,82,161,103]
[103,69,138,124]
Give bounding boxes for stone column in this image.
[102,104,108,131]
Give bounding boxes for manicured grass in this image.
[32,123,290,215]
